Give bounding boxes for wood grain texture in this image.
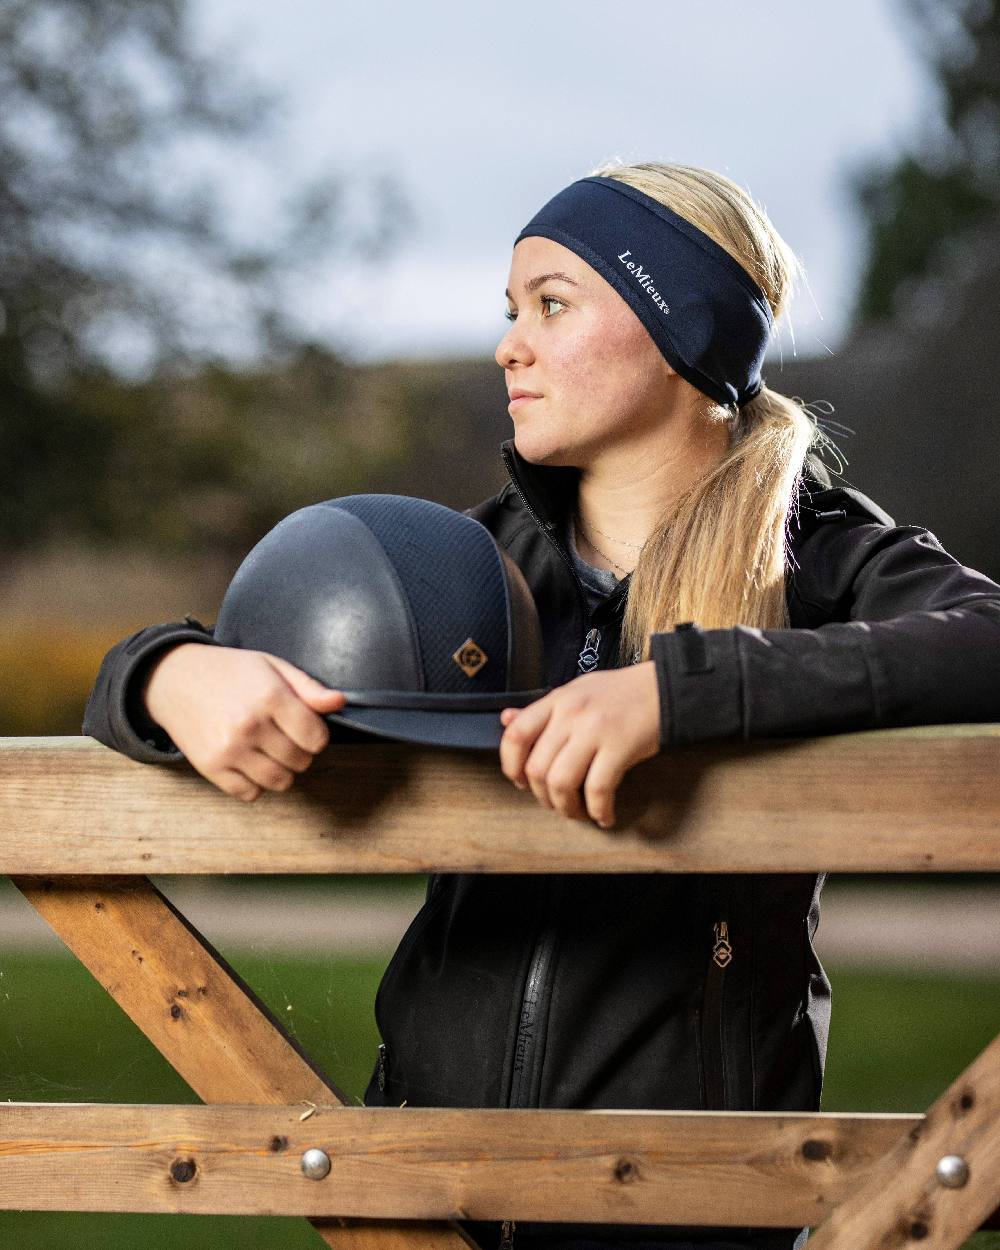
[5,729,999,1245]
[9,876,475,1250]
[10,876,348,1106]
[3,728,1000,874]
[0,1103,924,1224]
[808,1031,1000,1249]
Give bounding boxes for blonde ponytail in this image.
[620,388,827,662]
[582,160,839,661]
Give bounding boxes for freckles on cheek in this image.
[572,321,652,419]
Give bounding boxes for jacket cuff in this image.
[649,623,744,747]
[85,622,219,765]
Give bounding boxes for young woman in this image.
[84,161,1000,1250]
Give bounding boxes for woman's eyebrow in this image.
[505,271,581,299]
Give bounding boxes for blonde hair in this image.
[585,159,839,662]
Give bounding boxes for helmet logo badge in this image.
[453,638,488,678]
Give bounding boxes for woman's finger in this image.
[235,747,297,794]
[214,767,264,803]
[538,735,596,821]
[499,697,555,788]
[520,719,573,811]
[265,654,347,716]
[255,718,317,773]
[582,749,630,829]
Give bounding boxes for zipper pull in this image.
[712,920,733,969]
[377,1042,387,1092]
[577,627,601,673]
[499,1219,516,1249]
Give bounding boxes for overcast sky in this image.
[194,0,932,368]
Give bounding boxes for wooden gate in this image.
[2,726,999,1248]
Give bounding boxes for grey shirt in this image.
[561,514,624,613]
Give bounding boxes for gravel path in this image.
[2,882,998,971]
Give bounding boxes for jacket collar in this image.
[500,438,579,532]
[500,436,835,538]
[500,439,632,619]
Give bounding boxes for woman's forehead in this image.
[505,236,598,294]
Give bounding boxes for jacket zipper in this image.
[500,448,625,680]
[376,1042,387,1093]
[500,450,631,623]
[507,890,561,1108]
[500,878,563,1250]
[501,446,583,592]
[701,919,733,1109]
[498,447,612,1250]
[577,626,601,672]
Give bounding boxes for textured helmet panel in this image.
[331,494,511,694]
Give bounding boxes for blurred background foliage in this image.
[848,0,1000,325]
[0,0,412,560]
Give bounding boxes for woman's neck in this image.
[574,416,731,574]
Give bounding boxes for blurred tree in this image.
[848,0,1000,325]
[0,0,411,557]
[66,345,421,562]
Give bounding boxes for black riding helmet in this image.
[213,493,550,749]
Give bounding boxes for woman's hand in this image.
[498,661,661,828]
[143,643,347,802]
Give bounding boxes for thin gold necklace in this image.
[581,514,646,551]
[574,514,639,578]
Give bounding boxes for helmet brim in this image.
[325,705,512,750]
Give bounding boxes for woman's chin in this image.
[512,427,575,467]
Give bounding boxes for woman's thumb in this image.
[266,655,347,710]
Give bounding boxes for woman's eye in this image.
[503,296,565,323]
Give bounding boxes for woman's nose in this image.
[495,321,534,370]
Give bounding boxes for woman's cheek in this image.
[565,333,626,405]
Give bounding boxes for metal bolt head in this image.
[301,1147,332,1180]
[936,1154,970,1188]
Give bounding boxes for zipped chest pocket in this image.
[577,627,602,673]
[700,918,734,1110]
[575,620,640,677]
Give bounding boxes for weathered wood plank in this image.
[10,876,349,1106]
[808,1032,1000,1249]
[9,876,475,1249]
[0,1103,924,1223]
[3,729,1000,874]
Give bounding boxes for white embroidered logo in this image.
[617,250,670,315]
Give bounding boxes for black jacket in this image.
[82,440,1000,1249]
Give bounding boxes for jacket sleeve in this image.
[648,517,1000,747]
[81,617,219,764]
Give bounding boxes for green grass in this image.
[822,965,1000,1114]
[1,953,998,1248]
[0,949,385,1249]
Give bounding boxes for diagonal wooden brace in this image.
[10,874,478,1250]
[807,1030,1000,1249]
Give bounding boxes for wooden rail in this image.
[3,728,1000,874]
[0,1103,925,1220]
[2,731,999,1249]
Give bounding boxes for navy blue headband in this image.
[513,176,773,408]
